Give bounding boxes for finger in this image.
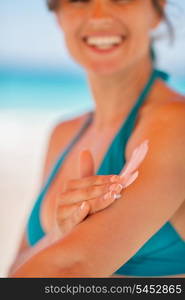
[63,174,120,191]
[79,149,95,178]
[71,201,90,226]
[59,183,112,205]
[62,202,90,234]
[87,190,121,214]
[56,203,79,222]
[57,181,123,221]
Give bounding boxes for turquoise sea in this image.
[0,67,93,116]
[0,67,184,116]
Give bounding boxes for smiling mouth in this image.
[82,35,125,51]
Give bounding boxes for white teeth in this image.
[85,36,123,49]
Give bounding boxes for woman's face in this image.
[55,0,161,75]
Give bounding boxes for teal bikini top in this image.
[26,69,185,276]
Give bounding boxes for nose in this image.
[88,0,113,28]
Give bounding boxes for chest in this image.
[40,128,133,233]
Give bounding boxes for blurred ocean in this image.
[0,67,184,113]
[0,67,94,115]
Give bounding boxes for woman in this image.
[8,0,185,277]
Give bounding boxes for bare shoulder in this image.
[50,112,89,148]
[155,92,185,118]
[127,92,185,161]
[42,112,89,182]
[143,81,185,124]
[149,94,185,137]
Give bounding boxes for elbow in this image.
[57,260,93,278]
[57,257,109,278]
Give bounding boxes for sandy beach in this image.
[0,109,68,276]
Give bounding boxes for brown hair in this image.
[152,0,165,18]
[47,0,165,16]
[47,0,58,11]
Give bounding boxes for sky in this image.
[0,0,185,76]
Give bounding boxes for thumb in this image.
[79,149,95,178]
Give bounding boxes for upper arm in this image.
[51,103,185,276]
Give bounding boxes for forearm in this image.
[8,228,88,278]
[8,229,62,277]
[9,201,135,278]
[9,246,85,278]
[9,225,185,278]
[9,250,62,278]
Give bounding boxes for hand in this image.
[54,149,123,238]
[54,139,149,239]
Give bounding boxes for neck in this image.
[87,57,153,130]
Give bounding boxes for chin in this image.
[72,51,134,77]
[80,59,128,76]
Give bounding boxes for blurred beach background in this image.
[0,0,185,277]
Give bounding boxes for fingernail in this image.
[80,202,86,210]
[114,194,122,200]
[115,184,123,193]
[109,183,123,193]
[110,175,120,183]
[104,191,114,200]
